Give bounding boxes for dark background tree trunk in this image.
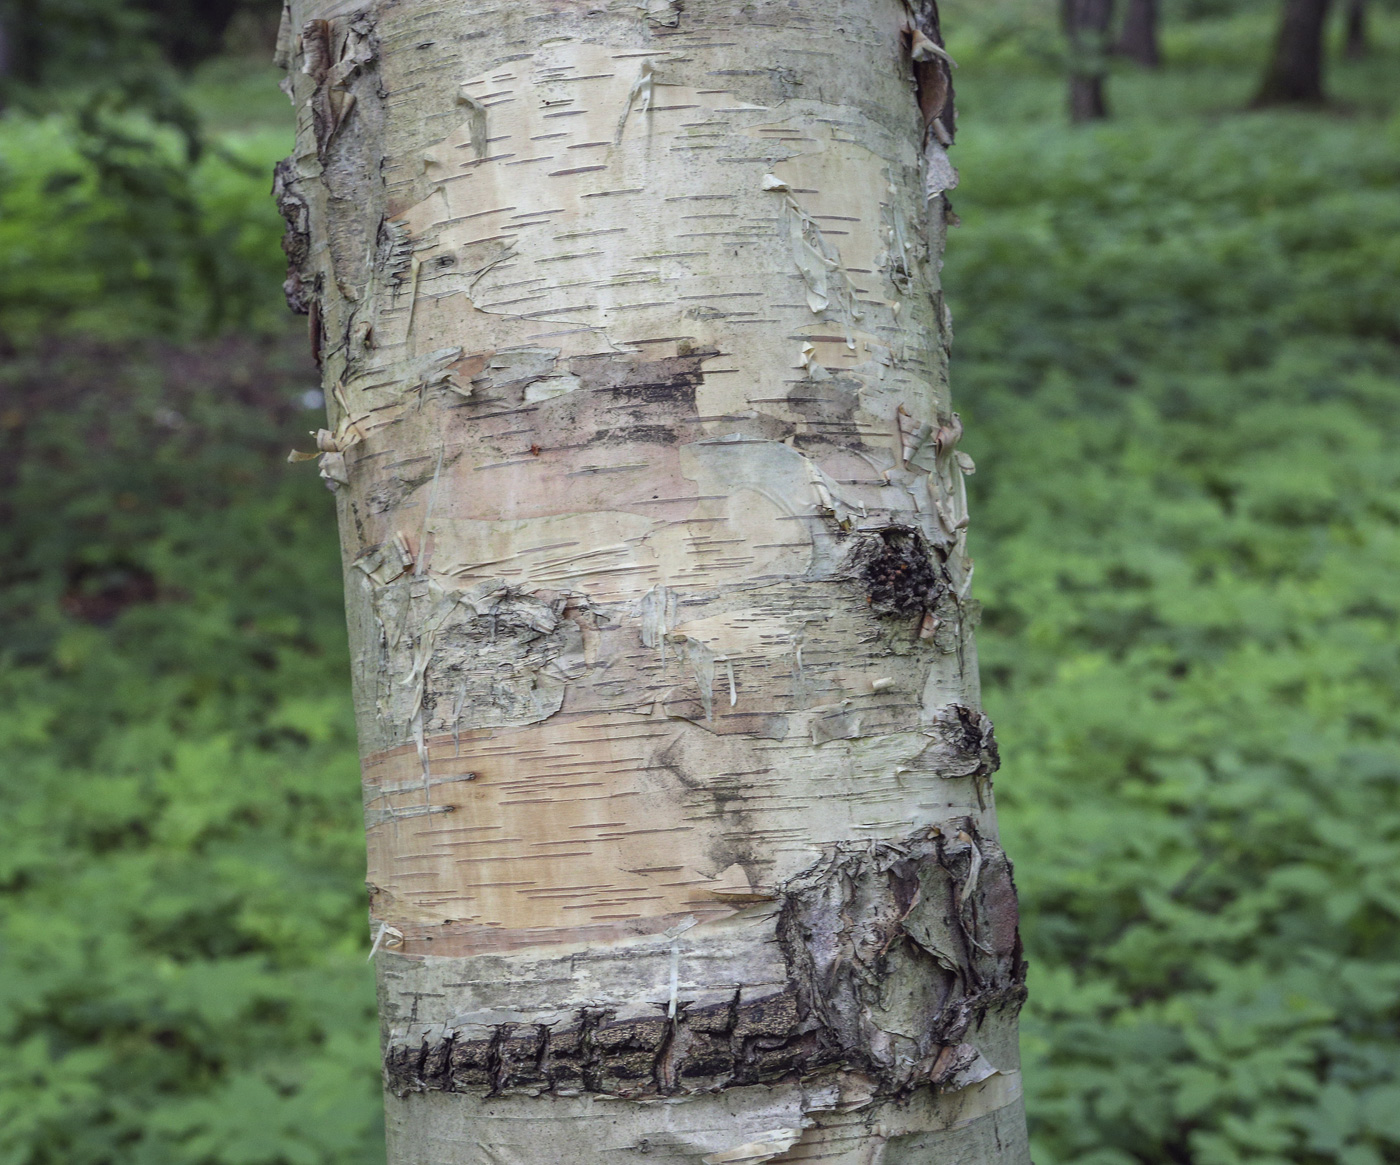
[1063,0,1116,121]
[0,0,262,90]
[1343,0,1368,59]
[1115,0,1160,67]
[1254,0,1333,105]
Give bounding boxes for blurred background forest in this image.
[1,1,1398,1163]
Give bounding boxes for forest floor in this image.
[2,9,1399,1165]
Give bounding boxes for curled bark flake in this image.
[302,15,378,160]
[376,217,415,285]
[301,20,336,153]
[913,704,1000,781]
[906,1,956,146]
[455,86,490,159]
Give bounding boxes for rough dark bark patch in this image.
[383,823,1025,1102]
[777,823,1024,1094]
[299,12,384,304]
[856,526,951,620]
[272,157,313,317]
[916,704,1000,780]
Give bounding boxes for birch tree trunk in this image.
[275,2,1028,1162]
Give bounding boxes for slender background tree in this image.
[1343,0,1370,57]
[1062,0,1117,120]
[1256,0,1334,103]
[1114,0,1160,68]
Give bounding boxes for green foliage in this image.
[0,109,288,345]
[0,339,384,1165]
[946,23,1400,1165]
[0,0,277,90]
[0,6,292,346]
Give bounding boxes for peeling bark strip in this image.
[385,823,1023,1102]
[278,0,1027,1160]
[908,0,957,146]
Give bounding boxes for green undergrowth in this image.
[1,10,1399,1165]
[0,337,384,1165]
[946,25,1400,1165]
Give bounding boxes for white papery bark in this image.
[276,2,1028,1161]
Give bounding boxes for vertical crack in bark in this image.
[907,0,957,146]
